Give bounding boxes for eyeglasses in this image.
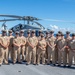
[27,33,30,34]
[32,32,35,33]
[41,36,44,37]
[16,33,19,35]
[20,32,24,33]
[9,32,12,33]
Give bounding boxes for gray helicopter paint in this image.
[10,24,47,37]
[10,24,43,31]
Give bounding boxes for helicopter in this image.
[0,15,48,36]
[0,14,75,36]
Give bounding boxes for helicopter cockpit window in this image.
[13,27,16,32]
[20,25,22,29]
[19,24,24,29]
[16,26,20,31]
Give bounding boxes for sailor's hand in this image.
[21,44,25,47]
[61,48,64,51]
[4,45,8,49]
[65,46,69,50]
[19,44,22,47]
[51,46,54,49]
[16,45,20,47]
[31,45,34,49]
[39,46,42,50]
[58,49,61,51]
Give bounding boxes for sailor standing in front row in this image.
[25,30,31,62]
[37,34,46,65]
[68,33,75,67]
[65,31,71,64]
[45,31,49,62]
[54,33,61,64]
[13,31,22,64]
[0,36,3,66]
[27,30,38,65]
[8,30,14,62]
[47,31,56,65]
[57,33,67,66]
[1,30,9,65]
[20,30,26,62]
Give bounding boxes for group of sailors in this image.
[0,29,75,67]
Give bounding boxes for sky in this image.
[0,0,75,33]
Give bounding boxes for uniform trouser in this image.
[8,46,14,61]
[13,47,21,63]
[45,47,48,60]
[65,49,69,63]
[25,46,28,61]
[28,47,36,64]
[55,48,58,63]
[37,49,45,64]
[68,50,75,66]
[2,48,8,64]
[58,50,67,65]
[0,48,4,65]
[21,46,25,61]
[47,47,55,64]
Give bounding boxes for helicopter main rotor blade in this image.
[40,18,75,24]
[0,15,41,21]
[0,14,23,18]
[0,19,21,22]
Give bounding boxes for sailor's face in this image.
[3,32,6,36]
[39,32,42,36]
[46,33,49,37]
[41,36,44,40]
[32,32,35,36]
[16,33,19,37]
[9,32,12,36]
[20,32,24,36]
[61,36,64,39]
[56,36,59,39]
[66,34,70,37]
[72,36,75,39]
[50,33,53,37]
[27,33,30,36]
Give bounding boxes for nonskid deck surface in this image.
[0,63,75,75]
